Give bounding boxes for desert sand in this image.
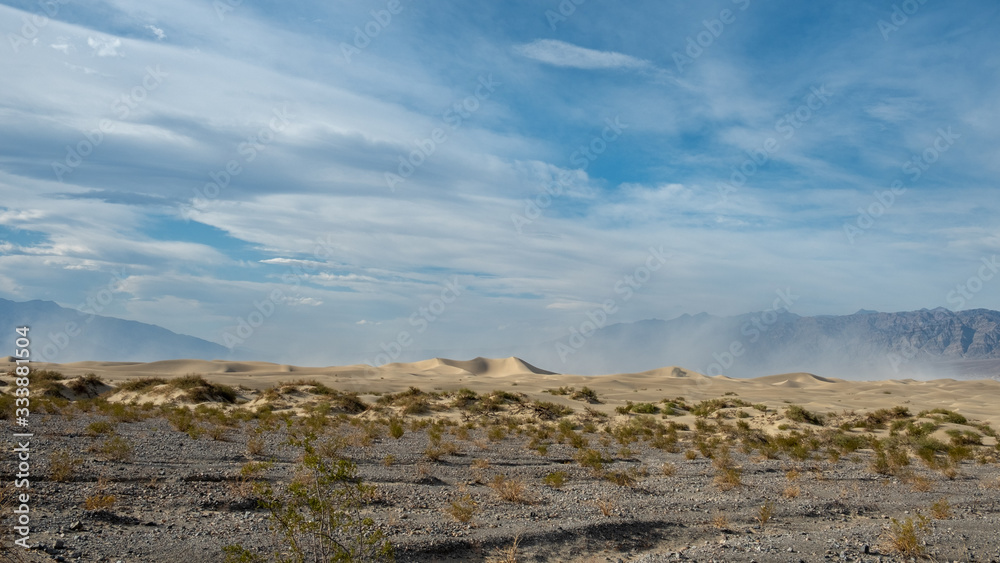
[3,356,1000,562]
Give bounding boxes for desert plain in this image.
[3,356,1000,562]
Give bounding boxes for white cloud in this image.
[514,39,649,70]
[145,25,166,40]
[87,36,123,57]
[50,43,71,54]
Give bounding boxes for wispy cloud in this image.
[514,39,650,70]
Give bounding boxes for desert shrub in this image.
[570,386,601,403]
[532,400,573,420]
[884,514,930,556]
[223,435,393,562]
[91,436,133,462]
[543,471,568,488]
[930,498,952,519]
[169,374,237,404]
[49,449,80,482]
[946,429,982,446]
[388,418,405,439]
[118,377,168,392]
[489,475,531,504]
[545,386,572,396]
[919,408,967,425]
[785,405,824,426]
[86,421,117,436]
[711,447,742,491]
[82,477,115,511]
[575,448,610,474]
[445,494,478,523]
[756,501,775,528]
[630,402,659,414]
[690,397,751,417]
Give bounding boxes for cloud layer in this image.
[0,0,998,369]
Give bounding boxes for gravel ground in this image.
[4,409,1000,563]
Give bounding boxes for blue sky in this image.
[1,0,998,366]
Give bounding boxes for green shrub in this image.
[223,435,393,562]
[785,405,824,426]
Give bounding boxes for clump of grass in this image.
[783,485,801,498]
[489,475,532,504]
[570,386,601,403]
[919,408,967,425]
[930,498,952,519]
[595,498,616,517]
[86,420,117,436]
[575,448,610,474]
[49,449,80,482]
[169,374,238,404]
[445,493,478,523]
[756,501,775,528]
[785,405,824,426]
[884,513,930,556]
[543,471,568,488]
[117,377,168,392]
[661,462,677,476]
[532,400,573,420]
[83,477,116,511]
[712,513,729,529]
[90,435,133,462]
[711,446,742,491]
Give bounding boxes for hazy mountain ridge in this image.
[532,307,1000,378]
[0,298,231,363]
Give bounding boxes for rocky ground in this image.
[2,374,1000,562]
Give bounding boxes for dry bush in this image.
[489,475,532,504]
[595,498,616,517]
[83,477,116,511]
[684,449,698,460]
[661,462,677,476]
[246,434,265,457]
[488,535,520,563]
[783,485,801,499]
[785,468,801,481]
[445,494,478,523]
[756,501,775,529]
[907,475,933,492]
[930,498,952,519]
[90,435,133,462]
[49,449,80,483]
[883,514,930,556]
[712,513,729,529]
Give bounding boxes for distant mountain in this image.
[520,308,1000,380]
[0,298,231,363]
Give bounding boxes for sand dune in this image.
[10,355,1000,428]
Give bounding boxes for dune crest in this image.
[385,356,557,377]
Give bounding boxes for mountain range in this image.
[1,298,998,380]
[0,298,231,363]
